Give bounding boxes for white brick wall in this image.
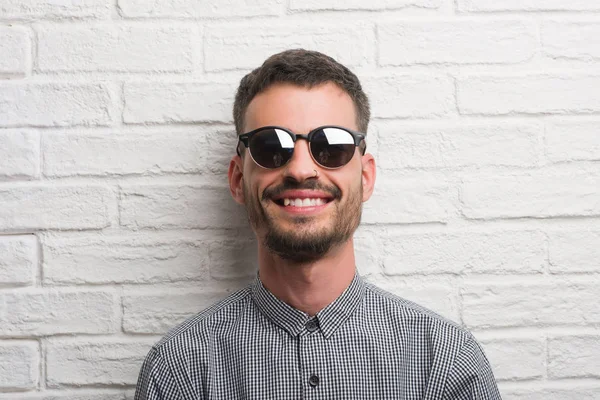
[1,2,599,398]
[37,25,195,73]
[378,20,537,65]
[46,338,156,387]
[0,83,113,127]
[0,27,30,77]
[0,130,39,179]
[122,82,234,124]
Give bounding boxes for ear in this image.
[360,153,376,202]
[228,155,245,205]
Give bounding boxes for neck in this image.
[257,239,357,316]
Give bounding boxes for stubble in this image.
[243,179,362,263]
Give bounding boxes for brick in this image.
[375,282,460,322]
[119,185,245,229]
[382,231,546,275]
[37,25,193,73]
[548,335,600,378]
[543,21,600,61]
[500,387,600,400]
[462,282,600,328]
[204,23,370,72]
[378,122,539,169]
[457,75,600,116]
[461,171,600,220]
[546,121,600,162]
[123,82,233,124]
[458,0,600,12]
[290,0,441,10]
[479,338,544,381]
[43,132,205,177]
[549,231,600,274]
[363,177,450,224]
[119,0,283,18]
[364,75,454,119]
[201,127,240,176]
[0,0,110,19]
[0,391,127,400]
[46,338,155,387]
[0,235,36,286]
[0,341,38,389]
[0,83,111,128]
[208,235,258,280]
[0,27,29,76]
[122,291,227,334]
[379,21,535,66]
[0,290,116,336]
[0,130,38,179]
[0,184,112,231]
[42,234,209,285]
[361,123,379,161]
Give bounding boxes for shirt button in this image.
[309,374,320,387]
[306,319,318,332]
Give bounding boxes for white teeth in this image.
[280,198,328,207]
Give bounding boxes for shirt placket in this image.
[298,317,324,400]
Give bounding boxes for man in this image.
[135,49,501,399]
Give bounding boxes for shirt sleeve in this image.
[135,347,183,400]
[443,335,502,400]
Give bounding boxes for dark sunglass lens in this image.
[249,128,294,168]
[311,128,356,168]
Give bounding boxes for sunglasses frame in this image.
[236,125,367,170]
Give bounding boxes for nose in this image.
[282,139,319,182]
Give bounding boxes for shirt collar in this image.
[251,272,366,339]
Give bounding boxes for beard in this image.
[243,178,363,263]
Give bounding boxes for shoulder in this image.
[364,282,501,392]
[153,285,253,352]
[135,285,254,394]
[363,282,471,345]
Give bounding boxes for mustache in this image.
[262,180,341,202]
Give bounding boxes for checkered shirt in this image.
[135,273,501,399]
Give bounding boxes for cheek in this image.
[245,170,278,201]
[332,168,363,196]
[245,180,262,204]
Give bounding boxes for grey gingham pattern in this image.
[135,273,501,399]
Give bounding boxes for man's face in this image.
[229,82,375,263]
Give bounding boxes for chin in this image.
[273,218,332,236]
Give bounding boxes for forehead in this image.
[243,82,357,133]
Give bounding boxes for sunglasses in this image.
[237,125,366,169]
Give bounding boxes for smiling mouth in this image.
[274,198,332,207]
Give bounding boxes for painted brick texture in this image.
[0,0,110,19]
[0,235,37,286]
[123,83,234,124]
[457,0,600,12]
[0,83,112,127]
[0,27,30,76]
[46,338,156,387]
[0,341,38,389]
[1,1,599,398]
[37,25,195,73]
[378,20,536,65]
[0,130,39,179]
[118,0,284,18]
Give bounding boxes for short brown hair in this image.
[233,49,370,135]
